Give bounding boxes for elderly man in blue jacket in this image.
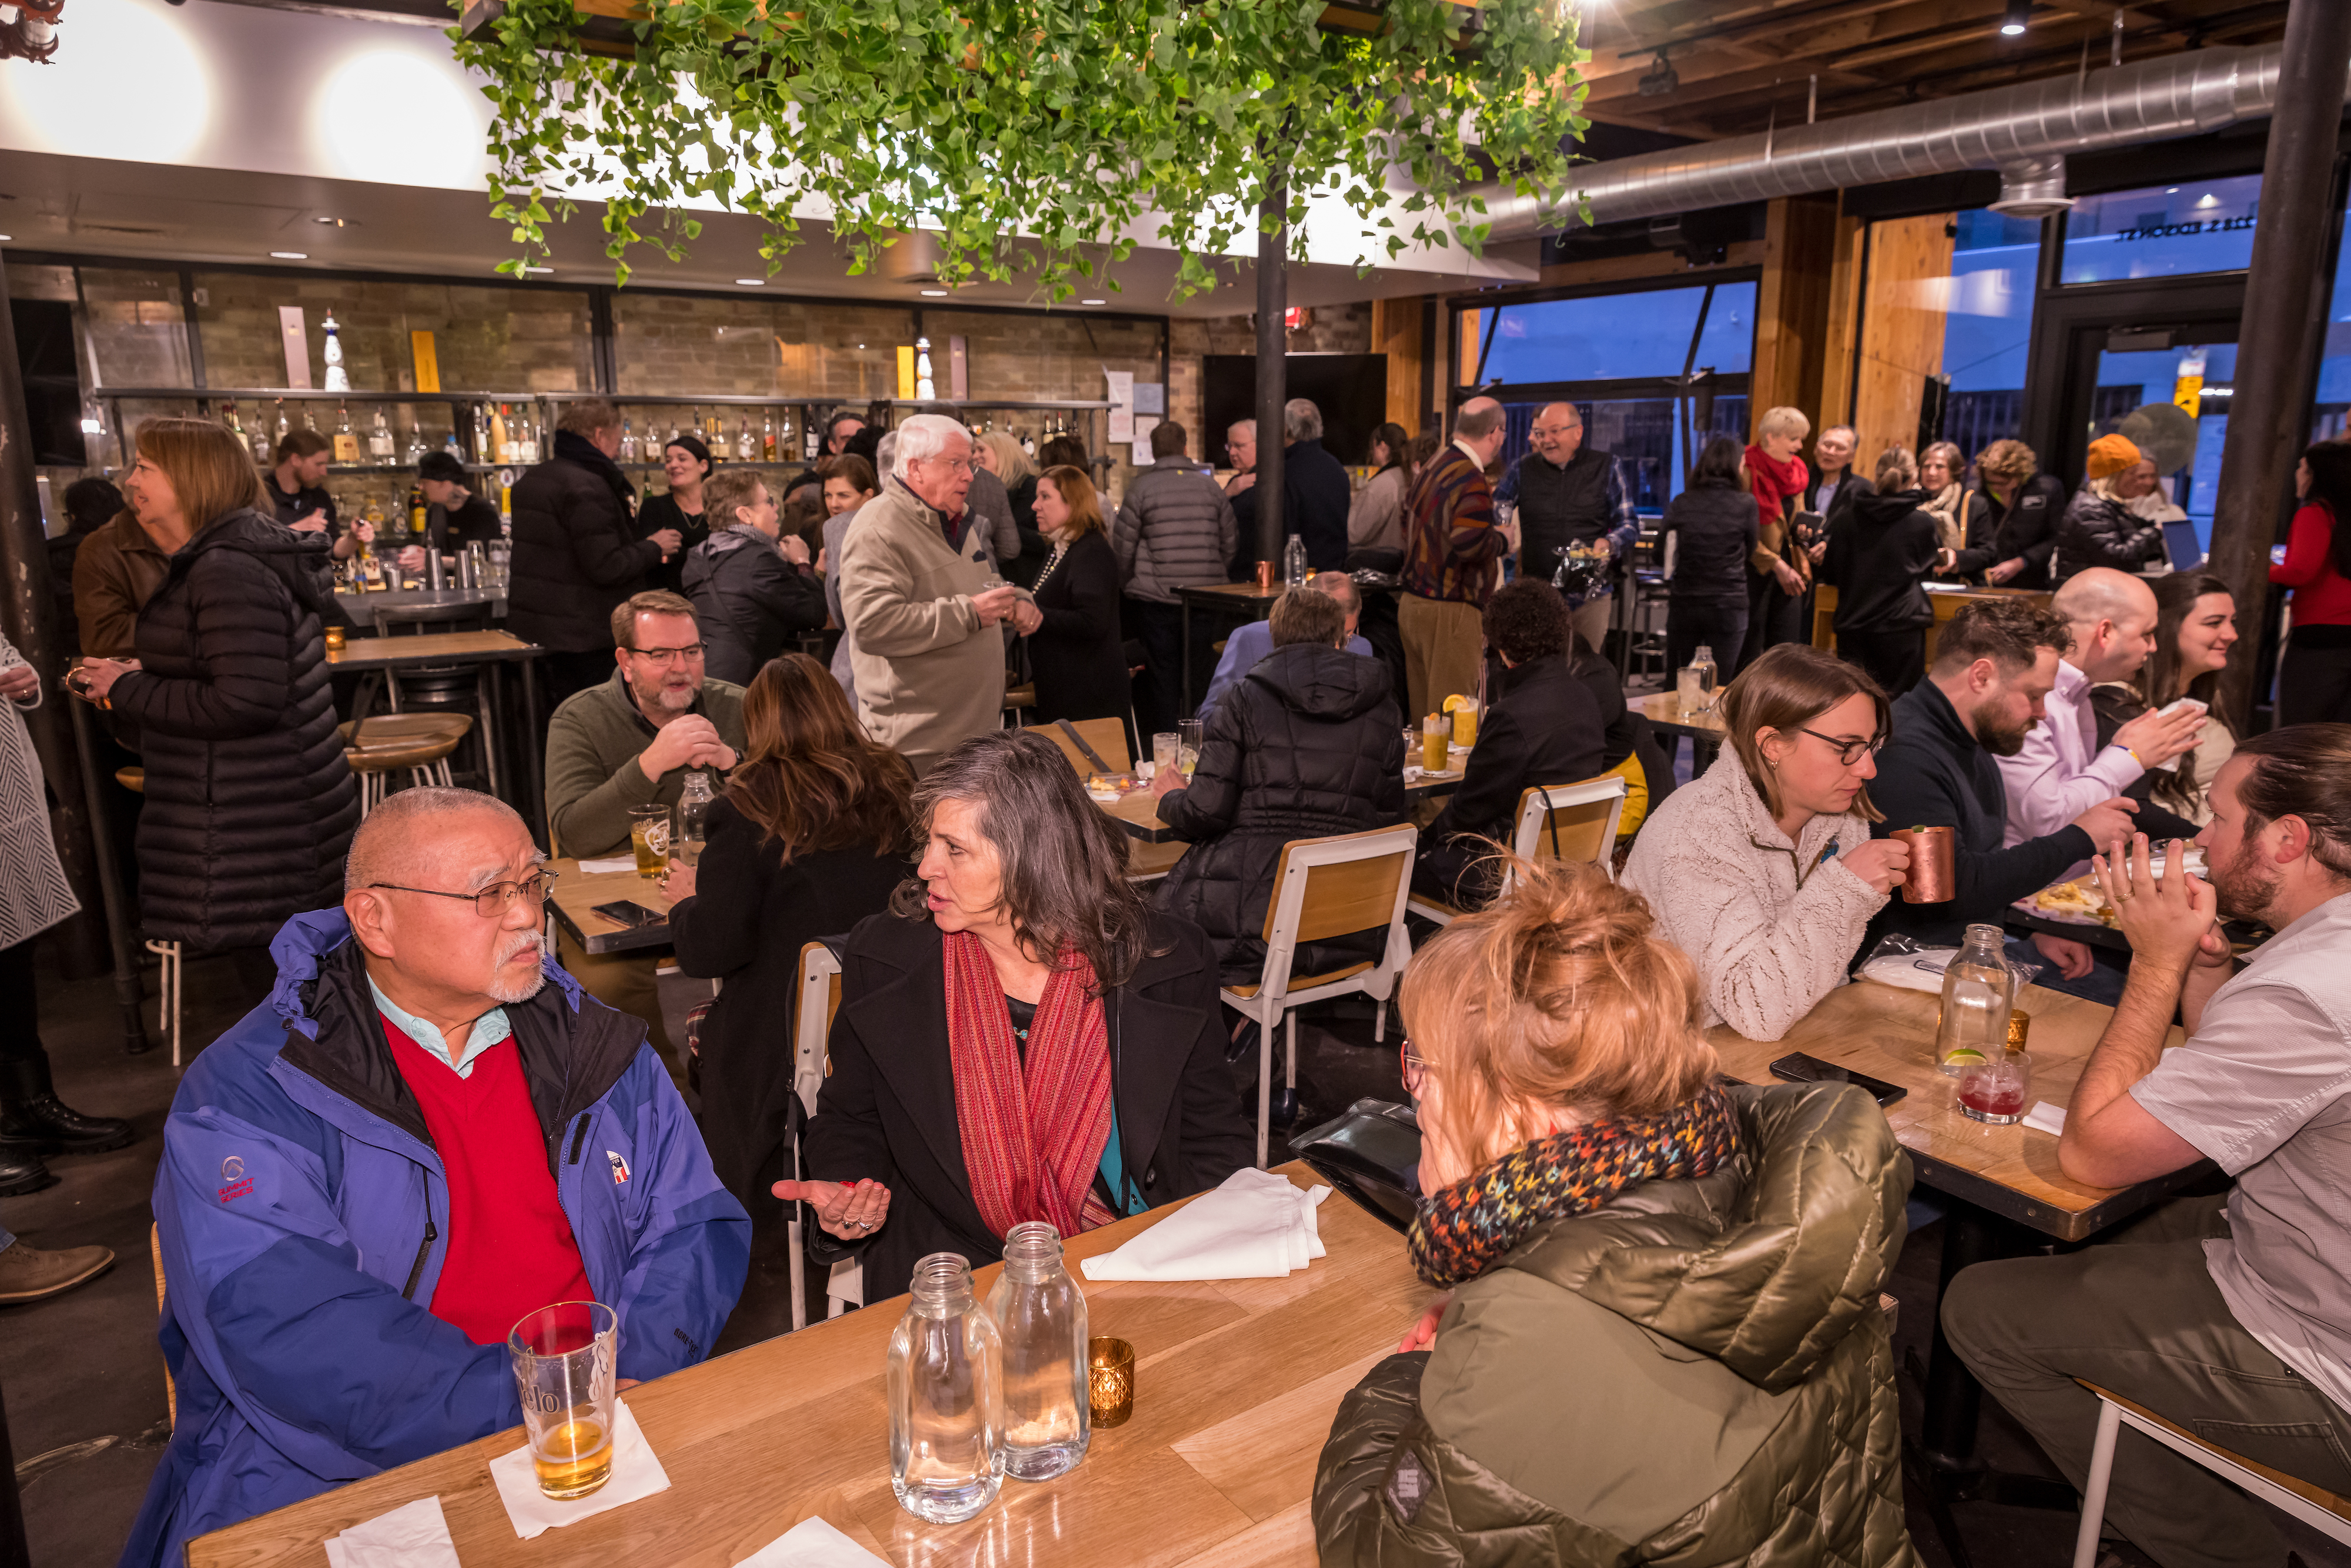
[122,786,748,1568]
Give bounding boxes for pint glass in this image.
[508,1301,618,1500]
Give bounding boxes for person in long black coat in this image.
[1024,465,1131,741]
[508,402,673,708]
[662,652,913,1341]
[78,418,359,1002]
[1282,400,1354,572]
[681,469,826,686]
[1418,581,1607,909]
[1821,448,1941,699]
[1151,587,1406,986]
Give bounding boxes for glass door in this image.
[2084,327,2239,558]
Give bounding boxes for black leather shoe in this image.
[0,1056,135,1157]
[0,1138,56,1197]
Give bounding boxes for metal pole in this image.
[1254,175,1288,567]
[66,698,148,1054]
[0,252,108,975]
[2207,0,2351,729]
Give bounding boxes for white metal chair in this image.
[785,942,861,1329]
[2072,1380,2351,1567]
[1407,773,1627,927]
[116,767,184,1067]
[1220,823,1418,1168]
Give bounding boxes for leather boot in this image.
[0,1237,114,1303]
[0,1054,135,1157]
[0,1137,56,1197]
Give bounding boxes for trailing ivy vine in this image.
[453,0,1589,300]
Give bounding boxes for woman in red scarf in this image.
[781,731,1254,1301]
[1743,405,1817,668]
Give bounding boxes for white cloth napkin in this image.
[2024,1101,2067,1138]
[321,1496,461,1568]
[1080,1167,1330,1282]
[734,1515,893,1568]
[577,855,636,874]
[488,1401,669,1540]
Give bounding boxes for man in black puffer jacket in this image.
[1150,586,1406,985]
[680,468,826,685]
[509,398,680,707]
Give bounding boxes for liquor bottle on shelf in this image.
[368,408,395,461]
[491,404,513,465]
[736,415,755,461]
[407,421,427,463]
[222,399,246,444]
[515,407,536,465]
[332,403,361,464]
[687,407,702,446]
[761,411,776,460]
[321,311,350,393]
[669,412,684,445]
[619,417,638,465]
[443,424,463,460]
[408,484,428,538]
[246,402,272,464]
[803,417,819,460]
[274,400,292,451]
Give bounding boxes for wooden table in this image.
[1097,759,1463,845]
[1639,689,1726,774]
[329,629,547,837]
[189,1164,1426,1568]
[1178,582,1283,714]
[545,855,679,956]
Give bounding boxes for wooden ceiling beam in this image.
[1580,0,1922,83]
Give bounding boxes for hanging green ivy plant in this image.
[453,0,1589,300]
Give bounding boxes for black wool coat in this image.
[1155,641,1408,985]
[507,433,661,653]
[110,510,359,951]
[1415,655,1605,906]
[1284,437,1355,572]
[1027,531,1130,729]
[802,909,1257,1302]
[668,794,914,1222]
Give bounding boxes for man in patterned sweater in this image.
[1397,397,1509,719]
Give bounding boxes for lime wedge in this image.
[1943,1049,1990,1067]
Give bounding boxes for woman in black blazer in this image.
[783,731,1254,1302]
[1023,464,1131,741]
[662,654,915,1331]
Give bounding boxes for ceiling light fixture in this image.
[270,251,308,260]
[0,235,13,243]
[313,216,355,227]
[1999,0,2028,36]
[1637,48,1677,98]
[1080,298,1107,305]
[736,277,766,286]
[919,288,949,297]
[520,264,553,274]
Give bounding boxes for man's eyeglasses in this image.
[369,869,560,917]
[625,644,705,665]
[914,456,977,473]
[1400,1042,1428,1097]
[1797,728,1887,767]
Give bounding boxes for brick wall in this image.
[613,293,910,399]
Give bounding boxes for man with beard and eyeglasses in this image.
[122,788,746,1568]
[1944,725,2351,1568]
[1858,596,2138,973]
[544,588,748,1077]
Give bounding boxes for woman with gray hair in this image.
[781,730,1254,1302]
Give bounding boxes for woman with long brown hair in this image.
[663,651,915,1324]
[74,416,357,1006]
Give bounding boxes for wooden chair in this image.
[116,768,184,1067]
[785,941,859,1329]
[1407,774,1628,927]
[2072,1380,2351,1566]
[1221,824,1418,1167]
[1024,716,1130,776]
[151,1222,174,1430]
[339,714,473,818]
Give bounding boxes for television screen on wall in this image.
[1203,354,1390,469]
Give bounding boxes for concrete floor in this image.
[10,942,2351,1566]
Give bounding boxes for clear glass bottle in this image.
[1282,532,1308,587]
[1935,923,2015,1074]
[674,772,714,869]
[888,1252,1004,1523]
[619,417,638,465]
[369,408,396,461]
[736,414,756,461]
[985,1221,1089,1483]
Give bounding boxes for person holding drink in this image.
[122,788,745,1568]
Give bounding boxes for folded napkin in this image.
[735,1515,893,1568]
[2023,1101,2067,1138]
[488,1401,670,1540]
[322,1496,460,1568]
[577,855,637,874]
[1080,1167,1330,1282]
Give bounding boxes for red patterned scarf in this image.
[943,930,1117,1239]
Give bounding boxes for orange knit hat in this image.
[2085,433,2143,482]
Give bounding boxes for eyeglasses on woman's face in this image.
[1400,1041,1428,1097]
[1795,727,1886,768]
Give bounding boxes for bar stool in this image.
[339,714,473,817]
[115,767,185,1068]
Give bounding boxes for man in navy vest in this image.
[1496,402,1638,655]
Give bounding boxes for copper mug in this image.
[1890,825,1954,904]
[1254,560,1274,591]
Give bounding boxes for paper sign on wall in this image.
[1133,383,1166,417]
[279,307,311,388]
[1131,417,1160,470]
[1106,370,1135,443]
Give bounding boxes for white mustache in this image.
[498,929,545,967]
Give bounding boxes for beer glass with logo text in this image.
[508,1301,618,1500]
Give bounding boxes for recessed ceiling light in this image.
[1080,298,1107,305]
[736,277,765,286]
[0,235,12,243]
[270,251,309,260]
[520,264,553,274]
[1998,0,2027,34]
[919,288,949,297]
[313,216,356,227]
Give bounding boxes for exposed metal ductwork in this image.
[1481,43,2298,240]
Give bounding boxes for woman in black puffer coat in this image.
[1150,587,1406,986]
[80,419,359,1001]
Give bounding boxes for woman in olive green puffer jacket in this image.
[1312,859,1920,1568]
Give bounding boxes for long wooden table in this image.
[189,1164,1426,1568]
[545,855,680,956]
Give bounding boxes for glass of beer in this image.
[1421,715,1449,773]
[508,1301,618,1500]
[1152,731,1180,778]
[628,805,671,878]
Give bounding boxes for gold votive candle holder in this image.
[1087,1336,1135,1429]
[323,625,347,654]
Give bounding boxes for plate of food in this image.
[1086,772,1140,803]
[2027,877,2115,927]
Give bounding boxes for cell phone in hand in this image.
[590,899,667,929]
[1769,1052,1907,1107]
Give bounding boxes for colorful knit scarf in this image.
[1406,1084,1743,1288]
[943,930,1117,1241]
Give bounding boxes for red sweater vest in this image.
[382,1017,594,1346]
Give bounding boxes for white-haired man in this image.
[122,788,746,1568]
[838,414,1039,775]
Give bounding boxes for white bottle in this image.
[1282,533,1308,587]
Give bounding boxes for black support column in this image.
[1253,177,1287,566]
[2208,0,2351,728]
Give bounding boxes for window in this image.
[1942,209,2044,453]
[2059,174,2261,285]
[2312,186,2351,443]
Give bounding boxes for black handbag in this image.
[1287,1097,1423,1235]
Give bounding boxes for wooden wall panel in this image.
[1750,194,1838,440]
[1818,208,1867,433]
[1371,296,1424,433]
[1850,213,1957,468]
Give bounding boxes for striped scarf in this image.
[1406,1084,1742,1288]
[944,930,1117,1239]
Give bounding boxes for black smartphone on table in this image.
[590,899,667,929]
[1769,1052,1907,1107]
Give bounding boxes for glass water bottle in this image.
[985,1221,1089,1482]
[888,1252,1004,1523]
[1935,923,2015,1075]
